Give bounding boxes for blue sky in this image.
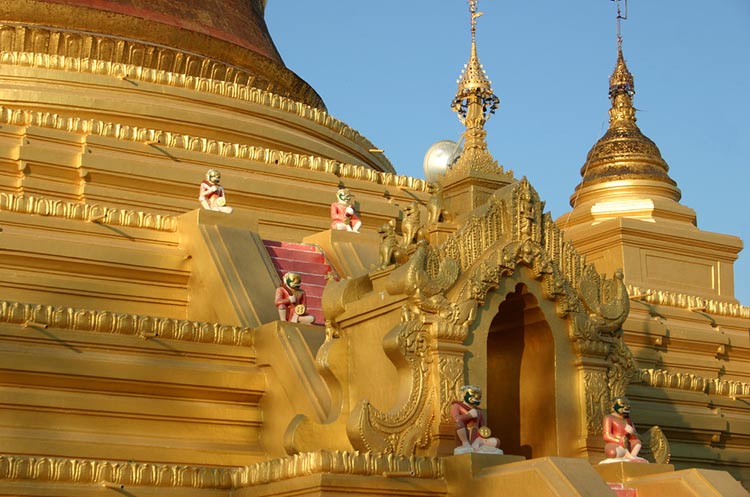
[266,1,750,305]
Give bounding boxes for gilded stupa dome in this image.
[571,47,681,205]
[1,0,325,108]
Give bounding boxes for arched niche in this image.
[463,269,581,458]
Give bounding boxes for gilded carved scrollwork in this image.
[579,266,629,335]
[385,241,459,300]
[349,242,464,454]
[643,426,671,465]
[514,178,544,243]
[607,335,636,399]
[445,148,510,179]
[349,178,637,454]
[348,317,435,454]
[583,370,610,435]
[438,356,465,423]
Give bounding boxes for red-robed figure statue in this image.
[601,397,647,463]
[198,168,233,213]
[274,272,314,325]
[450,385,503,455]
[330,187,361,232]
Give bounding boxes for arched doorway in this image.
[486,283,557,459]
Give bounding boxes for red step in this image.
[263,240,334,325]
[608,483,636,497]
[264,240,319,252]
[265,246,325,264]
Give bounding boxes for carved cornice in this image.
[0,455,240,489]
[636,368,750,399]
[0,300,253,346]
[627,285,750,319]
[0,105,427,193]
[0,451,443,488]
[0,192,177,231]
[242,451,443,484]
[0,23,395,172]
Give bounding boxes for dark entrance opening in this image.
[486,283,557,459]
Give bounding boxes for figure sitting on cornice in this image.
[401,202,422,248]
[331,188,361,232]
[600,397,647,464]
[377,220,406,270]
[427,183,448,224]
[275,272,314,325]
[198,169,233,213]
[451,385,503,455]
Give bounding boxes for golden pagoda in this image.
[0,1,748,496]
[559,17,749,492]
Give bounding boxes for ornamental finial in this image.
[451,0,499,152]
[608,0,636,124]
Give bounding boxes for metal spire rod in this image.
[468,0,483,44]
[611,0,628,48]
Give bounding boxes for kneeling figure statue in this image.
[198,169,233,213]
[450,385,503,455]
[275,272,315,325]
[601,397,647,464]
[330,188,361,232]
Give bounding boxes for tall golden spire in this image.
[445,0,503,178]
[570,2,680,206]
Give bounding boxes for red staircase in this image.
[608,483,636,497]
[263,240,332,325]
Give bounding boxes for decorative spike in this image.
[451,0,499,136]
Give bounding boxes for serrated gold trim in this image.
[0,105,427,193]
[0,23,397,172]
[0,300,253,346]
[0,192,178,231]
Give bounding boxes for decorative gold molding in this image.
[0,455,240,489]
[627,285,750,318]
[0,192,178,231]
[0,451,442,488]
[242,450,443,483]
[240,450,443,484]
[0,105,427,193]
[636,368,750,398]
[0,23,394,172]
[0,300,253,346]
